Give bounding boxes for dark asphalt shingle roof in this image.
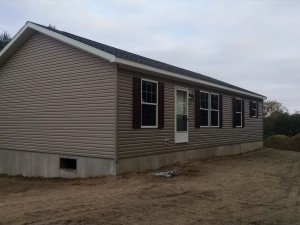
[31,22,265,98]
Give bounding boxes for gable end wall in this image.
[0,32,117,159]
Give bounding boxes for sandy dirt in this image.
[1,148,300,225]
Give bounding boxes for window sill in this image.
[141,126,158,129]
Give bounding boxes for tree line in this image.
[263,100,300,139]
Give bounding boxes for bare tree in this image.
[263,100,288,117]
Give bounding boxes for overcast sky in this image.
[1,0,300,111]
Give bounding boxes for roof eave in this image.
[0,22,116,66]
[0,23,34,66]
[115,58,266,100]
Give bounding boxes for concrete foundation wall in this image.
[0,149,116,178]
[0,141,262,177]
[116,141,263,174]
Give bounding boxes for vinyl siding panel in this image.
[117,68,263,159]
[0,32,117,159]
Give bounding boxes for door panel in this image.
[175,89,188,143]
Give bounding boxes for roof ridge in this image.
[29,22,265,98]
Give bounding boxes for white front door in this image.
[175,88,188,143]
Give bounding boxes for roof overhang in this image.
[115,58,266,100]
[0,22,266,100]
[0,22,116,66]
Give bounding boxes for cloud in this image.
[1,0,300,110]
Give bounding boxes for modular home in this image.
[0,22,266,177]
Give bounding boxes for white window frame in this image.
[200,91,210,128]
[210,93,219,128]
[235,98,243,128]
[174,87,189,143]
[141,78,158,128]
[199,92,220,128]
[251,101,258,118]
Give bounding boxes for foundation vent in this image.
[60,158,77,170]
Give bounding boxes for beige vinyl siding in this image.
[0,32,117,159]
[117,68,263,159]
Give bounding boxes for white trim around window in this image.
[200,91,210,128]
[141,78,158,128]
[235,98,243,128]
[251,101,258,118]
[200,91,220,128]
[210,93,219,128]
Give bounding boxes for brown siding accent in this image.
[0,32,117,159]
[117,68,263,159]
[132,77,141,129]
[195,90,200,128]
[219,94,223,128]
[158,82,164,129]
[232,98,236,128]
[242,99,245,128]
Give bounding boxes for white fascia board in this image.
[27,23,116,62]
[0,22,116,62]
[115,58,266,100]
[0,23,28,58]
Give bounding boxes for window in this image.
[141,79,158,127]
[176,90,188,131]
[132,77,164,129]
[200,92,209,127]
[199,92,220,127]
[250,101,258,118]
[235,98,242,127]
[210,94,219,127]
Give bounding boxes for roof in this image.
[0,21,266,99]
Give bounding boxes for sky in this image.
[1,0,300,112]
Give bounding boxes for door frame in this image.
[174,87,189,143]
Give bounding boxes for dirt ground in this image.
[1,148,300,225]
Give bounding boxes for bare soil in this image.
[1,148,300,225]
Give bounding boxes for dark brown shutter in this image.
[158,82,164,129]
[249,101,253,117]
[242,99,245,128]
[232,98,236,128]
[219,95,223,128]
[256,101,259,118]
[132,77,141,129]
[195,90,200,128]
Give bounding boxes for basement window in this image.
[60,158,77,170]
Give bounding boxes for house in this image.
[0,22,266,177]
